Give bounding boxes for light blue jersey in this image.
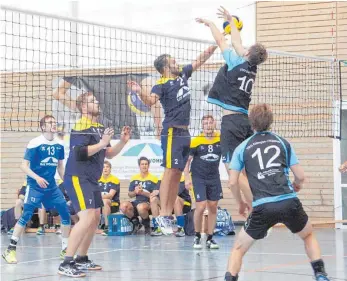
[24,135,64,190]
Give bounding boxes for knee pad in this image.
[56,203,71,226]
[18,204,36,227]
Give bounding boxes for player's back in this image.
[65,117,106,182]
[233,131,298,207]
[25,135,64,189]
[208,49,257,114]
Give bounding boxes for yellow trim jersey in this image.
[128,173,159,203]
[98,174,121,203]
[189,131,222,179]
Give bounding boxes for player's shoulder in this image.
[109,175,120,185]
[73,117,104,132]
[190,133,205,148]
[27,135,44,149]
[237,134,256,153]
[130,173,141,182]
[147,173,159,183]
[155,77,175,86]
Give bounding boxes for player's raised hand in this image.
[101,128,114,146]
[196,18,212,27]
[127,80,142,93]
[36,176,49,188]
[134,185,142,195]
[120,126,131,143]
[217,6,232,21]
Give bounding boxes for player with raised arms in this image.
[196,6,268,206]
[137,46,218,234]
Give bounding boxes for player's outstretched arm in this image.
[52,79,78,111]
[20,159,48,188]
[191,44,218,72]
[105,126,131,159]
[196,18,226,53]
[217,6,247,57]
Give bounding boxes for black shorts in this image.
[111,202,120,213]
[221,114,253,163]
[183,203,191,214]
[161,127,191,171]
[244,198,308,240]
[192,177,223,202]
[64,175,104,213]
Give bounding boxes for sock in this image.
[152,217,158,228]
[142,218,150,227]
[75,255,88,262]
[311,259,326,276]
[55,224,60,229]
[104,225,108,230]
[225,272,238,281]
[63,256,73,265]
[195,232,201,238]
[39,224,44,229]
[176,215,185,228]
[61,237,68,250]
[8,235,19,251]
[207,234,213,241]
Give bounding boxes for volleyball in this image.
[127,91,151,115]
[223,15,243,34]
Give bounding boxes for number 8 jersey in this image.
[207,48,257,115]
[230,131,299,207]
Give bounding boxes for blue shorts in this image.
[64,175,103,213]
[24,185,67,209]
[161,127,191,171]
[192,177,223,202]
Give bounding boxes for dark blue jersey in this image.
[189,132,221,179]
[158,174,191,203]
[151,65,193,128]
[230,132,299,207]
[129,173,159,203]
[98,174,120,203]
[208,49,257,114]
[65,117,110,183]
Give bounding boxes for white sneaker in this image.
[155,216,174,235]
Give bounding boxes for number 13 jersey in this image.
[230,132,299,207]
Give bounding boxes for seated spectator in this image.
[157,174,192,237]
[120,157,160,235]
[8,181,46,235]
[98,161,121,235]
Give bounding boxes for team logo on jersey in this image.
[257,172,265,180]
[40,157,58,167]
[200,154,220,162]
[176,86,191,102]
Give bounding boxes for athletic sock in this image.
[176,215,185,228]
[8,236,19,251]
[311,259,327,276]
[63,256,74,265]
[195,232,201,238]
[207,234,213,241]
[225,272,238,281]
[75,255,88,262]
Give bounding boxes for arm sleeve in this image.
[181,64,193,79]
[289,144,299,167]
[229,144,245,171]
[151,84,163,98]
[58,145,65,160]
[129,180,136,192]
[222,49,245,71]
[24,147,36,162]
[71,133,92,161]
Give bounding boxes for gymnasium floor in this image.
[1,227,346,281]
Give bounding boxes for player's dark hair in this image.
[138,156,150,166]
[154,54,170,74]
[39,115,55,131]
[201,115,214,122]
[248,43,268,66]
[249,104,273,132]
[104,160,112,169]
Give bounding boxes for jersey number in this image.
[208,145,213,153]
[47,146,55,156]
[238,76,254,94]
[251,145,281,170]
